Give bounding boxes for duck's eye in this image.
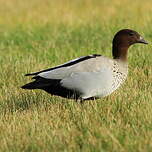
[129,32,134,36]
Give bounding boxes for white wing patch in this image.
[38,57,87,79]
[38,67,71,79]
[38,56,92,79]
[38,55,103,79]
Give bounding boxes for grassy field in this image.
[0,0,152,151]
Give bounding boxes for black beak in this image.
[138,36,148,44]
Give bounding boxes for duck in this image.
[21,29,148,101]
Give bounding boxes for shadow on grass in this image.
[0,91,63,113]
[0,91,101,117]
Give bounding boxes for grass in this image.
[0,0,152,151]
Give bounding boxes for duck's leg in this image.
[80,98,85,104]
[75,97,85,104]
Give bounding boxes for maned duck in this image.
[21,29,148,101]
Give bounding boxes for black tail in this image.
[21,76,61,90]
[21,81,43,89]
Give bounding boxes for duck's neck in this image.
[112,44,129,62]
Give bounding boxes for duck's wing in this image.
[36,54,110,80]
[25,54,101,76]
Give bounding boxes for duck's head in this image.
[113,29,148,46]
[112,29,148,61]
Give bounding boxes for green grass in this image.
[0,0,152,151]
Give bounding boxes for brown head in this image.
[112,29,148,61]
